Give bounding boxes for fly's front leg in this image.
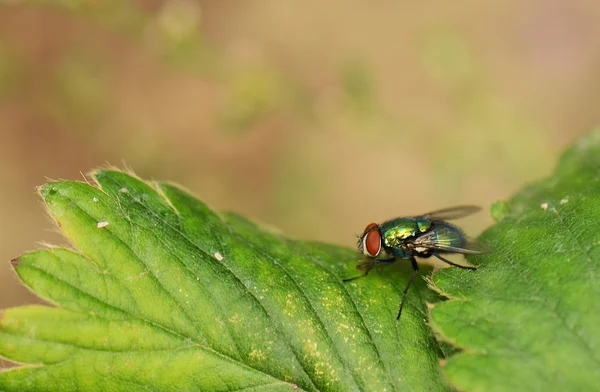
[343,258,395,282]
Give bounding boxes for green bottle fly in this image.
[344,206,489,320]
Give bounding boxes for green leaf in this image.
[1,169,448,391]
[430,130,600,391]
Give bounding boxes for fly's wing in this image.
[412,230,491,255]
[421,205,481,221]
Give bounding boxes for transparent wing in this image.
[412,231,491,255]
[420,205,481,221]
[416,242,487,255]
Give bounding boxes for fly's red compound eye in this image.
[363,223,381,257]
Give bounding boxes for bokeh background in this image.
[1,0,599,340]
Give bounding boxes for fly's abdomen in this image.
[429,222,467,249]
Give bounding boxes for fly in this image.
[344,206,489,320]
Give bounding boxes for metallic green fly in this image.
[344,206,489,320]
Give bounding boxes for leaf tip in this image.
[36,183,58,200]
[424,273,437,291]
[9,258,19,268]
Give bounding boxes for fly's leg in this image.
[342,258,394,282]
[342,259,374,282]
[397,257,419,320]
[434,254,477,270]
[375,258,396,265]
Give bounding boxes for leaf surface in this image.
[1,169,448,391]
[430,130,600,391]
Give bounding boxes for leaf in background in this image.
[430,130,600,391]
[1,169,448,391]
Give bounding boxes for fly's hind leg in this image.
[433,254,477,270]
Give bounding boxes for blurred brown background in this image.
[1,0,599,325]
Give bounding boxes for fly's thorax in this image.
[381,217,422,248]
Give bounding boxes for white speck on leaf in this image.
[214,252,224,261]
[93,197,99,202]
[97,221,109,228]
[560,198,569,204]
[541,203,549,210]
[119,187,128,193]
